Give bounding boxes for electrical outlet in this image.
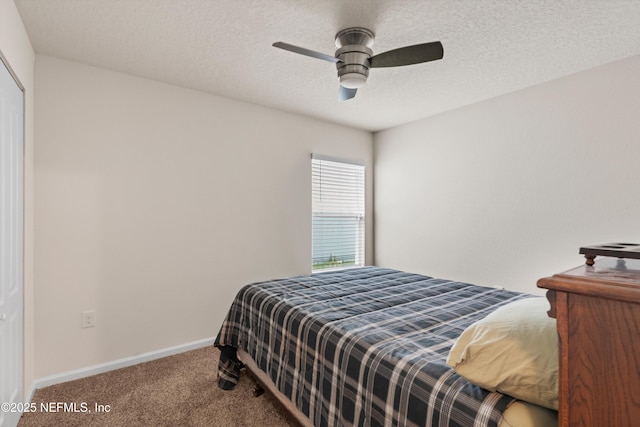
[81,310,96,328]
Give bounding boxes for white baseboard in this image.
[33,337,215,390]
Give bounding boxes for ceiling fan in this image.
[272,27,443,101]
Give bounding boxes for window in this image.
[312,155,365,271]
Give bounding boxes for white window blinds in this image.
[312,155,365,271]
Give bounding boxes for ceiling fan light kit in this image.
[273,27,443,101]
[340,73,368,89]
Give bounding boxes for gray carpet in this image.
[18,346,295,426]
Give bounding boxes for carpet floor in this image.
[18,346,295,426]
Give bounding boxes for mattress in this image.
[237,350,557,427]
[215,267,558,427]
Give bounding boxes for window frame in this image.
[311,154,365,272]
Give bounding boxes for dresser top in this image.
[563,257,640,282]
[538,257,640,303]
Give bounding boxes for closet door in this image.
[0,56,24,427]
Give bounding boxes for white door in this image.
[0,56,24,427]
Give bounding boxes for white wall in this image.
[34,55,372,378]
[374,54,640,295]
[0,0,35,398]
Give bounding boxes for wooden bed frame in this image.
[538,255,640,426]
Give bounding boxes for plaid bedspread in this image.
[214,267,529,427]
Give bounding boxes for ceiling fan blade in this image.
[339,86,357,102]
[369,41,443,68]
[272,42,339,64]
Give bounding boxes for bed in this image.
[214,267,558,427]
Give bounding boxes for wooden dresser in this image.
[537,257,640,426]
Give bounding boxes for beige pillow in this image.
[446,297,558,410]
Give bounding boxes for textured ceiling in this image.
[14,0,640,132]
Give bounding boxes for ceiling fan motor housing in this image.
[335,28,374,89]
